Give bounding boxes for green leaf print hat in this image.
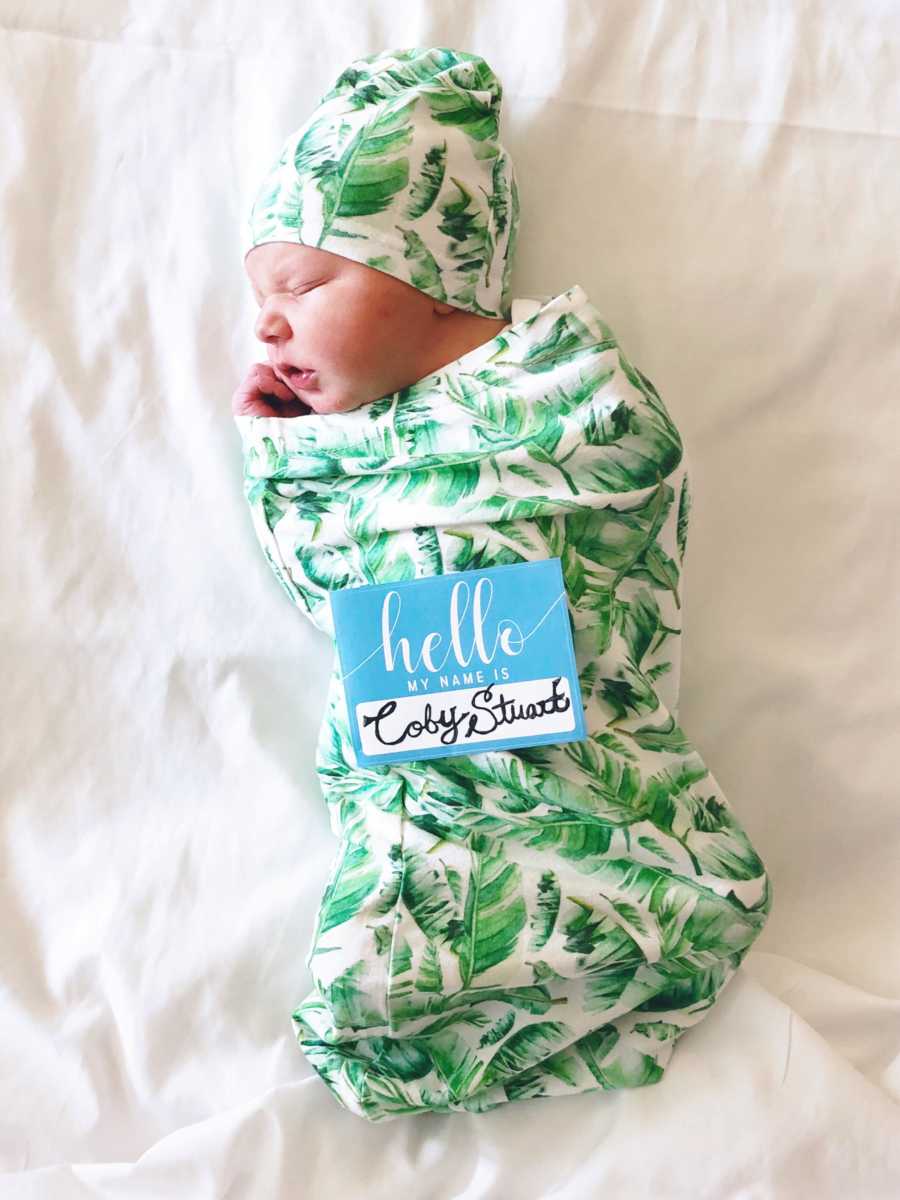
[243,46,520,320]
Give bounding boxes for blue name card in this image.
[329,558,586,767]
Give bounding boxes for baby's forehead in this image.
[246,241,341,281]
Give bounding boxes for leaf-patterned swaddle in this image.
[233,284,773,1122]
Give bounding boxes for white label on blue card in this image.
[329,558,586,767]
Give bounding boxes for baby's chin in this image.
[302,387,382,416]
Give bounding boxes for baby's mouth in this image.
[275,364,318,395]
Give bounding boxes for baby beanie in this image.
[243,46,520,320]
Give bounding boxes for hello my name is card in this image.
[329,558,586,767]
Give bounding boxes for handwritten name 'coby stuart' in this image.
[361,678,571,748]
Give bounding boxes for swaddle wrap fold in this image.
[234,283,773,1122]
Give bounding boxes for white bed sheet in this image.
[1,1,899,1196]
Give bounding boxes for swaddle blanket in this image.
[234,283,773,1122]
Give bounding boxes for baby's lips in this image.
[273,362,319,396]
[231,364,314,417]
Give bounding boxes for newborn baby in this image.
[233,46,772,1123]
[232,240,511,420]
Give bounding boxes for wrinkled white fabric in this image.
[1,1,899,1196]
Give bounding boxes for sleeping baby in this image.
[232,45,773,1123]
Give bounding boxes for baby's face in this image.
[246,241,456,415]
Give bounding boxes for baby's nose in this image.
[254,301,290,343]
[255,314,282,343]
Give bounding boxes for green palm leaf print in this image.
[396,226,447,299]
[423,60,501,141]
[236,281,772,1121]
[489,155,511,235]
[315,104,415,243]
[452,845,528,988]
[314,838,382,938]
[399,846,464,942]
[403,142,447,219]
[325,48,468,111]
[480,1020,574,1090]
[439,177,494,287]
